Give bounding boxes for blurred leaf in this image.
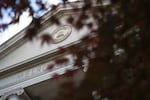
[50,16,60,25]
[47,64,55,70]
[55,58,69,65]
[79,13,89,20]
[0,24,9,30]
[67,16,74,24]
[82,0,92,11]
[62,0,68,4]
[74,51,84,67]
[87,23,93,29]
[88,35,99,48]
[52,73,60,80]
[51,5,57,11]
[24,28,37,40]
[40,34,52,45]
[74,20,84,30]
[57,47,67,54]
[9,16,20,24]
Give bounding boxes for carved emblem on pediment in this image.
[52,25,72,43]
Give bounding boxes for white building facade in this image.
[0,2,91,100]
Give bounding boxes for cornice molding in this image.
[0,0,111,58]
[0,41,81,96]
[0,40,81,77]
[0,1,84,59]
[0,88,24,100]
[0,0,110,72]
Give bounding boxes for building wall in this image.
[0,6,97,97]
[0,14,90,71]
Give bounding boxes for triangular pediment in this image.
[0,1,90,73]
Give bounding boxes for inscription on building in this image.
[0,55,73,90]
[0,62,49,89]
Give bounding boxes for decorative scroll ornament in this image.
[52,25,72,43]
[0,88,24,100]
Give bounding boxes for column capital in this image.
[0,88,24,100]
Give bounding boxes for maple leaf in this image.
[62,0,68,4]
[40,34,52,45]
[9,16,20,24]
[57,47,67,54]
[74,20,84,30]
[74,52,84,67]
[74,59,83,67]
[79,14,89,20]
[0,24,9,30]
[47,64,55,70]
[28,7,34,16]
[67,16,74,24]
[50,16,60,25]
[55,58,69,65]
[52,73,60,80]
[87,23,93,29]
[32,18,41,28]
[72,7,79,12]
[82,0,92,11]
[24,28,37,40]
[88,35,99,48]
[36,1,47,11]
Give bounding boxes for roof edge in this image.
[0,1,84,59]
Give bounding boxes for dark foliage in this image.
[0,0,150,100]
[40,34,52,45]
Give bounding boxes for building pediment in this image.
[0,1,90,98]
[0,1,87,72]
[0,1,109,98]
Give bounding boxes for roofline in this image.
[0,1,85,59]
[0,40,81,79]
[0,0,111,59]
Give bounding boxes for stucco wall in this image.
[0,15,90,71]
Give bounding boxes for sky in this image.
[0,12,32,45]
[0,0,77,45]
